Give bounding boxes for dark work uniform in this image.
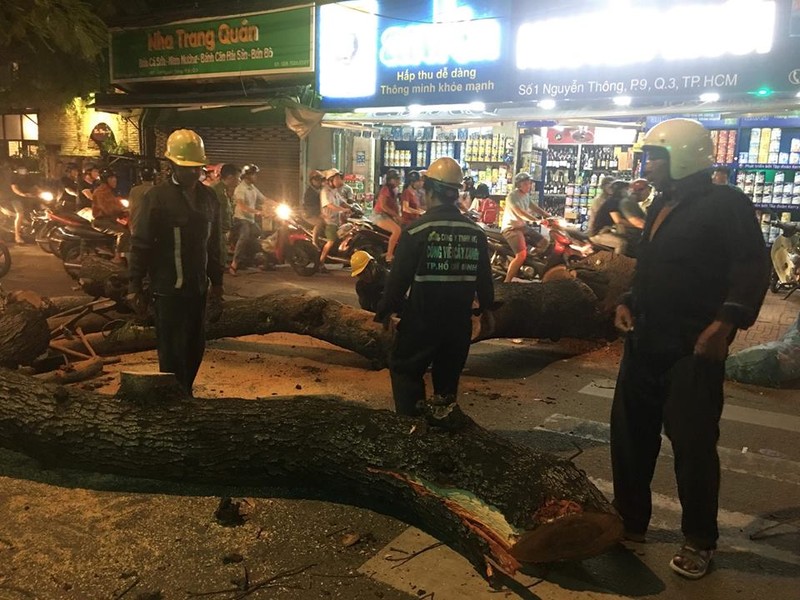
[611,173,768,550]
[375,203,494,415]
[128,178,224,393]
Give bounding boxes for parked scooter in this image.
[485,217,594,282]
[769,220,800,298]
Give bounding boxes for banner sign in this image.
[110,7,314,83]
[318,0,800,109]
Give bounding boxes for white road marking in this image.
[538,413,800,486]
[578,381,800,433]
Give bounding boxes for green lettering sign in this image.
[110,7,313,82]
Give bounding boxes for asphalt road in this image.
[1,243,799,599]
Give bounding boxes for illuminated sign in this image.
[316,0,799,108]
[379,0,501,67]
[516,0,776,71]
[317,0,509,107]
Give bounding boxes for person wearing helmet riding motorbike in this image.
[230,164,273,275]
[350,249,387,313]
[400,170,425,225]
[128,129,224,395]
[375,157,494,427]
[610,119,769,580]
[373,169,402,263]
[500,171,550,282]
[319,168,351,272]
[91,169,130,263]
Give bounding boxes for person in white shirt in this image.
[230,164,274,274]
[318,168,351,272]
[501,172,550,282]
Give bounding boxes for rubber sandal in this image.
[670,544,713,579]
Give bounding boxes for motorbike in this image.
[48,202,129,277]
[322,203,391,267]
[769,220,800,298]
[0,187,58,244]
[485,217,595,282]
[257,203,321,276]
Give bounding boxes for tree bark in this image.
[0,299,50,368]
[0,368,622,580]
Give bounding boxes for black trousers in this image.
[154,293,207,394]
[610,338,725,550]
[389,316,472,416]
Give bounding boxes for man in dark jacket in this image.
[611,119,769,580]
[128,129,224,395]
[376,157,494,424]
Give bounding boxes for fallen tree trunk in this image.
[7,252,636,368]
[0,297,51,368]
[0,368,622,580]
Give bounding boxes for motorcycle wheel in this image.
[36,222,58,254]
[288,241,320,276]
[769,269,782,294]
[0,241,10,279]
[489,251,509,282]
[61,244,83,279]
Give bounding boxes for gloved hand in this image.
[208,285,224,323]
[126,291,148,320]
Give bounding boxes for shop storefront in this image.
[316,0,800,225]
[96,5,317,201]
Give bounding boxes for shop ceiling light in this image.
[796,91,800,98]
[408,104,424,115]
[406,121,432,127]
[468,101,486,112]
[613,96,632,107]
[538,99,556,110]
[754,86,774,97]
[699,92,720,102]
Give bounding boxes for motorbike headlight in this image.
[39,191,54,202]
[120,198,130,208]
[275,203,292,220]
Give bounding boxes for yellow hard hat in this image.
[641,118,713,180]
[424,157,463,189]
[164,129,207,167]
[350,250,373,277]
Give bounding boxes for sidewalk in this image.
[729,290,799,353]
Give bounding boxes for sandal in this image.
[228,265,238,277]
[670,544,713,579]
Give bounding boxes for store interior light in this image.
[468,101,486,112]
[699,92,720,102]
[408,104,423,115]
[538,98,556,110]
[406,121,432,128]
[754,86,774,97]
[613,96,632,107]
[796,91,800,98]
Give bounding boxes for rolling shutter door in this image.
[155,125,301,202]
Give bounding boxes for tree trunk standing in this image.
[0,369,622,580]
[0,301,50,367]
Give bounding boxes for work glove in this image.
[207,285,224,324]
[126,290,149,320]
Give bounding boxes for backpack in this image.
[479,198,498,225]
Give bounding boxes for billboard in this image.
[110,6,314,83]
[317,0,800,108]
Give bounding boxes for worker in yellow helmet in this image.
[375,157,494,428]
[128,129,225,395]
[350,249,387,313]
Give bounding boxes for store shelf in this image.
[754,203,800,209]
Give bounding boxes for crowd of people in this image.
[2,119,770,581]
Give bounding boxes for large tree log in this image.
[0,295,51,368]
[6,252,636,368]
[0,368,622,580]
